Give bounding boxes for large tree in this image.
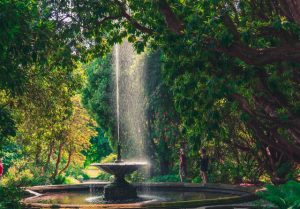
[0,0,86,147]
[49,0,300,165]
[0,0,96,178]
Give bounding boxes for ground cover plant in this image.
[258,181,300,209]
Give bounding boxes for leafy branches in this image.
[258,181,300,209]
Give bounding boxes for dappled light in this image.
[0,0,300,209]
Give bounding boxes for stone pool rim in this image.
[23,182,258,209]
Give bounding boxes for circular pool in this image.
[23,182,257,208]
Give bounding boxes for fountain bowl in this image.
[90,162,148,201]
[91,162,148,177]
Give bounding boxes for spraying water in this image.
[115,44,120,145]
[113,41,148,161]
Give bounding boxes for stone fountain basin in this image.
[91,162,148,176]
[23,182,259,209]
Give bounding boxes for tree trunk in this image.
[44,140,55,172]
[58,149,72,176]
[35,143,41,166]
[284,0,300,26]
[52,141,63,179]
[231,93,300,162]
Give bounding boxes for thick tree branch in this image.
[157,0,184,35]
[121,12,153,34]
[223,13,240,40]
[285,0,300,26]
[231,93,300,162]
[211,40,300,65]
[205,11,300,65]
[97,15,122,26]
[114,0,153,34]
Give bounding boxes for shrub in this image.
[53,175,81,185]
[65,166,91,181]
[192,176,202,183]
[0,185,25,209]
[258,181,300,209]
[64,176,80,184]
[53,175,66,185]
[96,171,112,181]
[1,159,53,186]
[127,170,148,182]
[100,153,117,163]
[81,172,90,180]
[2,167,35,187]
[147,175,181,182]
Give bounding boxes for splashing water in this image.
[115,44,120,145]
[113,41,148,161]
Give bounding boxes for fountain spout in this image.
[115,144,123,163]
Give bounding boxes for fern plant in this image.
[258,181,300,209]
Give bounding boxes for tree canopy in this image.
[1,0,300,185]
[45,0,300,181]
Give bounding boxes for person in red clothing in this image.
[179,148,187,182]
[0,158,3,178]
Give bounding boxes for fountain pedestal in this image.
[91,162,147,201]
[103,174,137,200]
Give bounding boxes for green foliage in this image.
[53,175,67,185]
[0,0,96,186]
[0,185,25,209]
[53,0,300,180]
[258,181,300,209]
[191,176,202,183]
[0,142,22,175]
[53,175,80,185]
[82,56,115,143]
[1,0,299,188]
[127,171,147,183]
[100,153,117,163]
[82,128,112,167]
[276,163,293,179]
[147,175,181,183]
[96,172,112,181]
[64,176,80,184]
[0,105,16,142]
[1,160,51,186]
[64,166,91,181]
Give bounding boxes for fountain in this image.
[91,44,147,201]
[91,144,147,201]
[22,43,258,208]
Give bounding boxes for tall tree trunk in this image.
[52,141,63,179]
[35,143,41,166]
[44,140,55,172]
[58,149,72,176]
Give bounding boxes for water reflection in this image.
[33,190,232,205]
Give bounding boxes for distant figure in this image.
[179,148,187,182]
[0,159,3,178]
[199,148,208,184]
